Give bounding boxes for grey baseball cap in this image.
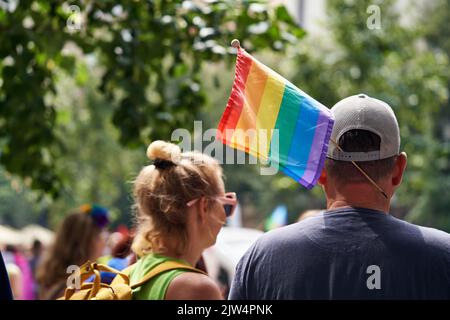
[327,94,400,161]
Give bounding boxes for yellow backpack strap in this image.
[95,263,130,283]
[118,265,134,277]
[109,264,135,287]
[130,261,207,289]
[77,261,130,284]
[62,261,132,300]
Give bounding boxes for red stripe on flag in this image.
[217,48,253,144]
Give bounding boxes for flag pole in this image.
[231,39,241,49]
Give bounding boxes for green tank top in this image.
[129,253,190,300]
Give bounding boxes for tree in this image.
[408,0,450,228]
[0,0,304,197]
[285,0,450,229]
[192,1,449,229]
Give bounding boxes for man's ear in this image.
[318,167,327,186]
[392,152,407,187]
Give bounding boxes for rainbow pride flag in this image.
[217,47,334,189]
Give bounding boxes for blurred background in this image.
[0,0,449,298]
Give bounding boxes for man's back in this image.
[229,207,450,299]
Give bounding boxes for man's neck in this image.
[327,197,390,213]
[323,180,392,213]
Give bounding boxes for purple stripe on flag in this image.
[301,111,334,187]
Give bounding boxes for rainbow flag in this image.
[217,47,334,189]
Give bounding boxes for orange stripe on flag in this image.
[231,56,269,157]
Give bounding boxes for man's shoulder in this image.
[255,210,450,253]
[384,215,450,255]
[413,223,450,251]
[253,216,323,249]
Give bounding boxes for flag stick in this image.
[231,39,241,49]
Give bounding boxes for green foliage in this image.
[405,0,450,227]
[46,61,144,228]
[1,0,448,232]
[286,0,450,229]
[0,0,303,197]
[0,167,45,228]
[176,0,450,229]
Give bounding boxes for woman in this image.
[129,140,237,300]
[36,205,109,300]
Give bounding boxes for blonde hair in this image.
[132,140,224,257]
[36,210,103,289]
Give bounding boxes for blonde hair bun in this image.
[146,140,181,163]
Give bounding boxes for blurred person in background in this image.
[0,249,13,300]
[29,240,43,277]
[1,248,14,300]
[2,245,35,300]
[36,205,109,300]
[127,140,236,300]
[109,233,135,270]
[8,244,35,300]
[86,232,135,285]
[96,231,122,265]
[29,239,43,299]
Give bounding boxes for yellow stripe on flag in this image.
[255,72,285,158]
[230,59,268,158]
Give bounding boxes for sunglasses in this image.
[186,192,237,218]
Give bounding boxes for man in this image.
[229,94,450,299]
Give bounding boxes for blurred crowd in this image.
[0,208,135,300]
[0,198,318,300]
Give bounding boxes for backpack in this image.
[59,260,206,300]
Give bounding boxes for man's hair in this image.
[325,129,397,185]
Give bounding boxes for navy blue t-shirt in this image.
[229,207,450,299]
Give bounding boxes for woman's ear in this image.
[197,197,208,224]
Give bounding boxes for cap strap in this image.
[330,150,380,162]
[329,138,388,199]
